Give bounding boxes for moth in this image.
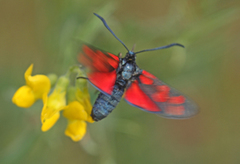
[79,13,198,121]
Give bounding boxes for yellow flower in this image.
[41,112,60,132]
[75,88,94,122]
[65,119,87,142]
[13,64,94,141]
[41,76,69,131]
[75,67,93,121]
[63,85,94,142]
[12,64,51,108]
[63,101,88,141]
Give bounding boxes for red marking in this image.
[83,46,95,59]
[125,81,161,112]
[92,58,109,72]
[139,75,154,85]
[107,58,119,69]
[142,70,156,79]
[152,92,169,102]
[90,51,107,71]
[165,105,185,115]
[80,46,119,73]
[88,70,117,94]
[168,96,185,104]
[156,85,170,92]
[96,50,106,59]
[151,85,171,102]
[108,53,119,62]
[79,53,92,68]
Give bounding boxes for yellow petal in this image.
[12,64,51,108]
[66,87,94,123]
[41,112,60,132]
[41,89,66,121]
[63,101,88,120]
[24,64,51,100]
[24,64,33,80]
[12,85,35,108]
[65,120,87,142]
[27,75,51,99]
[48,89,66,111]
[87,115,95,123]
[83,97,93,116]
[75,88,92,115]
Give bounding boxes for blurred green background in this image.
[1,0,240,164]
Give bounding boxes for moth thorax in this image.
[122,63,135,80]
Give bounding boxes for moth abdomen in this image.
[91,84,125,121]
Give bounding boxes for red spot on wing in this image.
[168,96,185,104]
[151,85,170,102]
[88,70,117,95]
[108,58,119,69]
[157,85,170,92]
[142,70,156,79]
[139,75,154,85]
[79,53,92,68]
[108,53,119,62]
[96,50,106,58]
[94,50,119,70]
[92,58,109,72]
[165,105,185,115]
[89,50,110,72]
[125,81,161,112]
[83,45,95,58]
[152,92,169,102]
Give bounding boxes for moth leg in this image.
[76,77,89,80]
[132,67,142,76]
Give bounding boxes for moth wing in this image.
[79,45,119,95]
[124,70,198,119]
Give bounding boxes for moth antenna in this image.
[134,43,185,54]
[94,13,130,52]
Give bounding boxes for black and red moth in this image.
[79,13,198,121]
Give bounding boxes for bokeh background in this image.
[1,0,240,163]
